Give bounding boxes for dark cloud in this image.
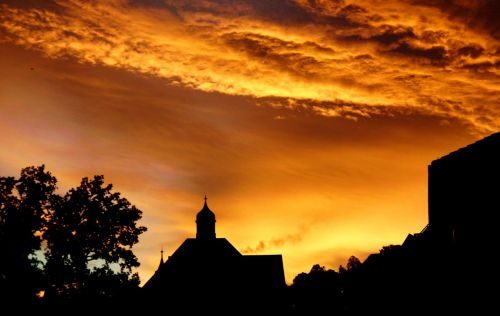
[457,44,484,59]
[61,30,85,41]
[461,60,500,72]
[166,0,361,28]
[419,30,447,44]
[248,0,326,25]
[407,0,500,39]
[339,4,367,15]
[222,32,328,78]
[1,0,61,11]
[301,41,336,54]
[128,0,168,7]
[353,54,373,60]
[336,23,487,69]
[128,0,183,19]
[386,42,448,66]
[220,31,386,93]
[371,26,415,45]
[222,32,334,55]
[297,0,346,12]
[339,25,416,45]
[161,0,252,17]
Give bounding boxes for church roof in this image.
[143,248,285,292]
[171,238,241,258]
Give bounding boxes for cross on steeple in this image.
[204,195,208,203]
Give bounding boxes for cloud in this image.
[457,44,484,59]
[406,0,500,39]
[385,42,448,66]
[461,60,500,72]
[242,225,311,254]
[0,0,498,135]
[338,24,416,45]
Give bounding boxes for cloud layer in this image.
[1,0,499,133]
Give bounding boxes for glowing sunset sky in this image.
[1,0,499,283]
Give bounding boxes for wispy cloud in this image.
[242,225,310,254]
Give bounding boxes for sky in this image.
[0,0,499,284]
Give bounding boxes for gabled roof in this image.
[171,238,241,258]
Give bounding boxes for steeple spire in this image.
[196,195,216,240]
[156,246,165,271]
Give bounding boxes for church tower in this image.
[196,195,216,240]
[143,195,286,312]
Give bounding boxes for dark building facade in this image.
[353,133,500,314]
[427,132,500,253]
[142,198,286,312]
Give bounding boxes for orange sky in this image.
[0,0,498,284]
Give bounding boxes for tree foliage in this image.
[0,166,146,303]
[290,256,363,314]
[346,255,362,271]
[0,166,57,301]
[45,175,146,299]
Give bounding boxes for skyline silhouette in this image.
[1,0,499,292]
[1,132,498,313]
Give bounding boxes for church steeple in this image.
[156,246,164,272]
[196,195,216,240]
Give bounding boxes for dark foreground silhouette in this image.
[142,197,287,313]
[0,167,146,311]
[290,132,500,315]
[1,132,499,314]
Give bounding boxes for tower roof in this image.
[196,195,215,222]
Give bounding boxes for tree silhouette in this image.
[1,166,146,306]
[290,264,342,314]
[0,166,57,302]
[346,256,361,271]
[289,256,364,314]
[44,175,147,301]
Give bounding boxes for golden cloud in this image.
[1,0,499,133]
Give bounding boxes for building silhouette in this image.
[357,132,500,314]
[142,197,286,312]
[427,132,500,254]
